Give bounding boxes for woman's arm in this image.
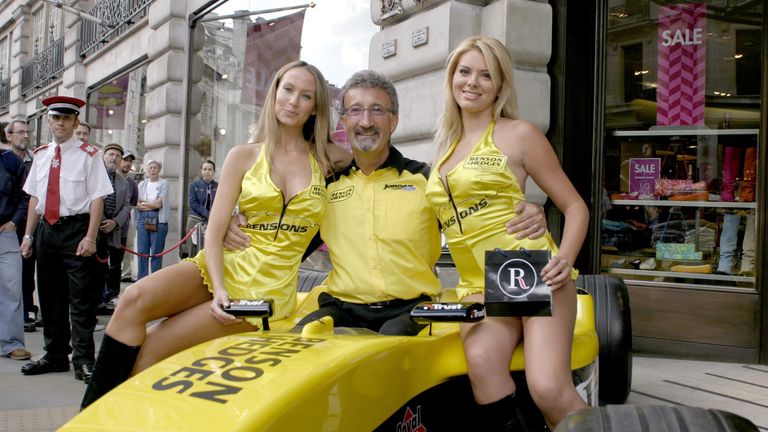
[498,120,589,289]
[204,144,259,322]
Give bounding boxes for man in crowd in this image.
[5,120,39,332]
[119,151,138,283]
[19,96,113,383]
[75,121,91,144]
[225,70,546,335]
[95,144,132,314]
[0,134,31,361]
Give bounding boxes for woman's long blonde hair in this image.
[248,60,333,172]
[432,36,519,165]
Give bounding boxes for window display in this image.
[602,1,761,289]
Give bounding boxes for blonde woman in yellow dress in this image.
[425,36,589,430]
[81,61,351,409]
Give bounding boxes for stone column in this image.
[8,4,30,119]
[368,0,551,203]
[145,0,203,265]
[61,0,89,100]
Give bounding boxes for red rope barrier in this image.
[122,225,199,258]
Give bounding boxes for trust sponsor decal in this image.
[463,155,506,172]
[329,186,354,203]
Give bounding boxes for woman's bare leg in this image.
[133,300,257,373]
[459,293,523,404]
[106,262,212,346]
[523,280,587,428]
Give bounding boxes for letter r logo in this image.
[497,258,538,298]
[508,268,528,290]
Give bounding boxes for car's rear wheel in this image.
[577,274,632,405]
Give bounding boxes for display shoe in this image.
[670,264,711,273]
[639,258,656,270]
[21,357,69,375]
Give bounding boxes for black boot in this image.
[80,334,140,410]
[478,393,530,431]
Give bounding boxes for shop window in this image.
[601,1,762,289]
[85,64,148,160]
[189,2,375,176]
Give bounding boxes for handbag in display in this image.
[144,217,158,232]
[484,248,552,317]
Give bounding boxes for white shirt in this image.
[144,180,161,202]
[23,136,113,216]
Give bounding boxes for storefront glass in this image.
[85,64,148,164]
[601,0,762,290]
[190,1,375,173]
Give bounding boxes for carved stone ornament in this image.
[381,0,404,21]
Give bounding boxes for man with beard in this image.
[225,70,547,335]
[118,151,138,283]
[19,96,112,383]
[95,144,132,313]
[0,122,31,360]
[5,121,38,332]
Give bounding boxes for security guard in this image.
[19,96,113,383]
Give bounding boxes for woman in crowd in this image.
[425,36,589,430]
[135,160,169,279]
[81,60,351,409]
[182,159,218,258]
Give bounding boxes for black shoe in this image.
[120,277,136,283]
[35,319,43,328]
[75,363,94,384]
[24,322,36,332]
[21,357,70,375]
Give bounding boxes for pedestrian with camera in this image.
[81,60,351,409]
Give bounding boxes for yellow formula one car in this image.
[62,272,632,431]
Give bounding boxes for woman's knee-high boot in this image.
[477,393,530,431]
[80,334,140,410]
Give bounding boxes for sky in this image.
[210,0,379,87]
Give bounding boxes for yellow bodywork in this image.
[62,289,598,431]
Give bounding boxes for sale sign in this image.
[657,3,707,125]
[629,158,661,198]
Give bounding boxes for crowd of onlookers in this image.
[0,111,216,383]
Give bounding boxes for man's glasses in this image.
[343,105,393,118]
[11,130,30,135]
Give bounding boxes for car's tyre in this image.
[576,274,632,405]
[297,268,328,292]
[554,405,758,432]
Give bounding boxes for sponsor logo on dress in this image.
[464,155,506,172]
[309,185,326,200]
[329,186,354,203]
[440,198,488,230]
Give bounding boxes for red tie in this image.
[44,145,61,224]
